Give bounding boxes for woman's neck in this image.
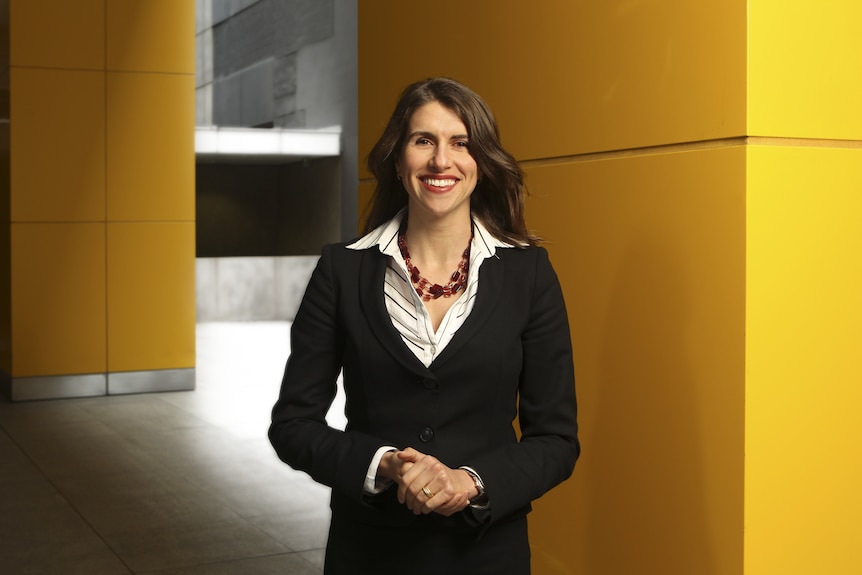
[403,211,473,266]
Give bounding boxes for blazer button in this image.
[421,378,438,390]
[419,427,434,442]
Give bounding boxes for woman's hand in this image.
[392,447,476,516]
[376,449,413,487]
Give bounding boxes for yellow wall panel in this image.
[358,2,751,572]
[358,1,862,572]
[746,145,862,574]
[359,0,746,174]
[10,0,105,70]
[0,179,9,373]
[357,180,375,229]
[106,72,195,222]
[7,0,196,392]
[523,147,746,575]
[749,0,862,140]
[106,0,195,74]
[11,223,106,377]
[107,222,195,372]
[11,68,106,222]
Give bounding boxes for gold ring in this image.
[422,486,435,498]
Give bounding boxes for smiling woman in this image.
[396,101,479,227]
[269,78,580,575]
[364,78,538,249]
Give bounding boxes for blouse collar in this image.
[346,209,512,260]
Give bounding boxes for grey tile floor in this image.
[0,322,344,575]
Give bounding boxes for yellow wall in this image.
[358,1,746,179]
[748,0,862,139]
[6,0,195,388]
[360,1,747,573]
[360,1,862,573]
[746,145,862,574]
[745,2,862,573]
[525,149,746,574]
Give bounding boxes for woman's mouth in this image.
[421,177,458,191]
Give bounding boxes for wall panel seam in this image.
[105,70,195,77]
[517,138,745,167]
[357,136,862,185]
[746,136,862,149]
[104,0,110,386]
[520,136,862,168]
[516,136,862,170]
[9,64,105,73]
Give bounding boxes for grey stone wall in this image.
[212,0,333,79]
[211,0,263,26]
[210,0,335,129]
[196,255,318,322]
[194,0,357,321]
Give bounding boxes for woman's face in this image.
[396,101,479,224]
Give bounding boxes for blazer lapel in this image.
[358,249,430,376]
[431,254,504,368]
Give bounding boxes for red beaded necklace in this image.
[397,231,471,301]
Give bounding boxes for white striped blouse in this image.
[347,209,511,368]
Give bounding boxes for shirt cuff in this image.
[460,466,490,509]
[364,446,398,494]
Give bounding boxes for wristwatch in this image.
[462,467,488,507]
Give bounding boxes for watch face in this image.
[462,467,487,506]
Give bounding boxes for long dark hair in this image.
[363,77,538,246]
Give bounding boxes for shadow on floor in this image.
[0,322,334,575]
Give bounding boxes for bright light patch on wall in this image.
[195,126,341,158]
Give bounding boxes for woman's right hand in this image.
[391,448,473,517]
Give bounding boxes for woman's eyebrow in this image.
[407,130,469,140]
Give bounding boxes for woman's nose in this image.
[430,146,451,170]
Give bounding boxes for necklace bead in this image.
[398,232,470,302]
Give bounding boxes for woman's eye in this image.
[454,140,469,148]
[415,137,432,146]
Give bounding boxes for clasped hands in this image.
[377,447,477,517]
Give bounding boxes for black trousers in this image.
[324,511,530,575]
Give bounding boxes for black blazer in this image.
[269,240,579,529]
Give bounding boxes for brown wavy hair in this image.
[363,77,538,246]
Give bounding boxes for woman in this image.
[269,77,579,574]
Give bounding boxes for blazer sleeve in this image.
[268,244,386,500]
[470,247,580,523]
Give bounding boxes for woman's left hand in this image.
[394,448,475,516]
